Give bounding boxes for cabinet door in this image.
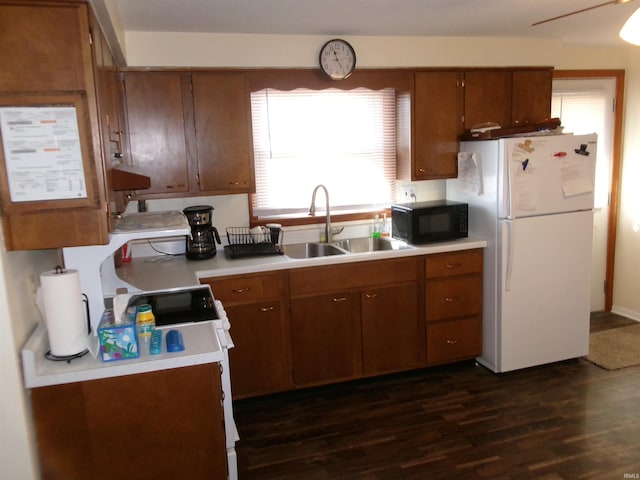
[122,72,190,194]
[290,292,361,387]
[226,302,292,398]
[512,69,552,126]
[0,3,90,92]
[31,365,227,480]
[90,13,124,210]
[361,283,422,375]
[191,73,255,193]
[0,2,109,250]
[463,70,512,130]
[412,71,462,180]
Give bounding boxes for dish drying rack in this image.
[224,227,284,259]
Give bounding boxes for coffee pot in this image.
[183,205,221,259]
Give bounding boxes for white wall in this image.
[0,235,60,480]
[124,32,629,69]
[613,48,640,320]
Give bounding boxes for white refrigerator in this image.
[447,133,597,373]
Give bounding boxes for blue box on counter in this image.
[98,308,139,362]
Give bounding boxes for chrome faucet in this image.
[309,184,331,243]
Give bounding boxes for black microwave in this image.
[391,200,468,244]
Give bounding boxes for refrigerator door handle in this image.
[505,220,514,292]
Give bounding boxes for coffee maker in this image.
[183,205,221,259]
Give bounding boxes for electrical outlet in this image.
[401,185,417,202]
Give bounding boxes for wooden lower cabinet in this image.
[361,283,421,375]
[202,271,292,399]
[425,249,484,366]
[30,365,227,480]
[290,292,362,387]
[426,316,482,365]
[224,301,292,398]
[204,250,483,397]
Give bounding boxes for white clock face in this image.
[319,39,356,80]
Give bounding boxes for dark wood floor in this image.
[234,313,640,479]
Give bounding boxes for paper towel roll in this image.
[39,268,88,357]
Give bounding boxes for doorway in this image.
[552,70,625,312]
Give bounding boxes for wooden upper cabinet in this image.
[122,72,191,195]
[463,70,512,130]
[409,71,462,180]
[191,73,255,193]
[0,3,90,92]
[463,68,553,130]
[0,1,110,250]
[90,13,125,210]
[121,71,255,197]
[511,69,553,125]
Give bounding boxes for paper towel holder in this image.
[43,266,92,363]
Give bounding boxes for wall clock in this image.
[319,39,356,80]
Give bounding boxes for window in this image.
[250,87,396,220]
[551,81,614,209]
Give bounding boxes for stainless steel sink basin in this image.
[333,236,414,253]
[283,242,347,259]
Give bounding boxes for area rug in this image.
[586,324,640,370]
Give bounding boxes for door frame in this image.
[553,69,625,312]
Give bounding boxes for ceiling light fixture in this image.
[620,7,640,45]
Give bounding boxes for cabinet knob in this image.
[364,292,379,299]
[332,296,347,303]
[232,287,250,294]
[445,263,462,269]
[446,339,460,345]
[260,305,275,312]
[444,296,460,303]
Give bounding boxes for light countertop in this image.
[116,237,487,292]
[22,321,225,388]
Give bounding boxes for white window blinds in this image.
[250,88,396,218]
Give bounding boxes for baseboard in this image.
[610,305,640,322]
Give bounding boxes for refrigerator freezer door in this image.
[496,210,592,372]
[500,134,597,219]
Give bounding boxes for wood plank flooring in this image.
[234,314,640,479]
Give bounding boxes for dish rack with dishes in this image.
[224,226,284,258]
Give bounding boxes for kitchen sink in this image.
[282,242,348,259]
[283,237,414,259]
[333,236,414,253]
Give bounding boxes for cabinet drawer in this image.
[426,276,482,321]
[426,317,482,365]
[202,272,284,305]
[425,249,483,278]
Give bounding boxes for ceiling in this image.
[111,0,639,47]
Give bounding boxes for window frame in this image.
[246,69,412,227]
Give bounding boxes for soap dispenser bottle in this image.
[372,214,381,238]
[381,213,391,237]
